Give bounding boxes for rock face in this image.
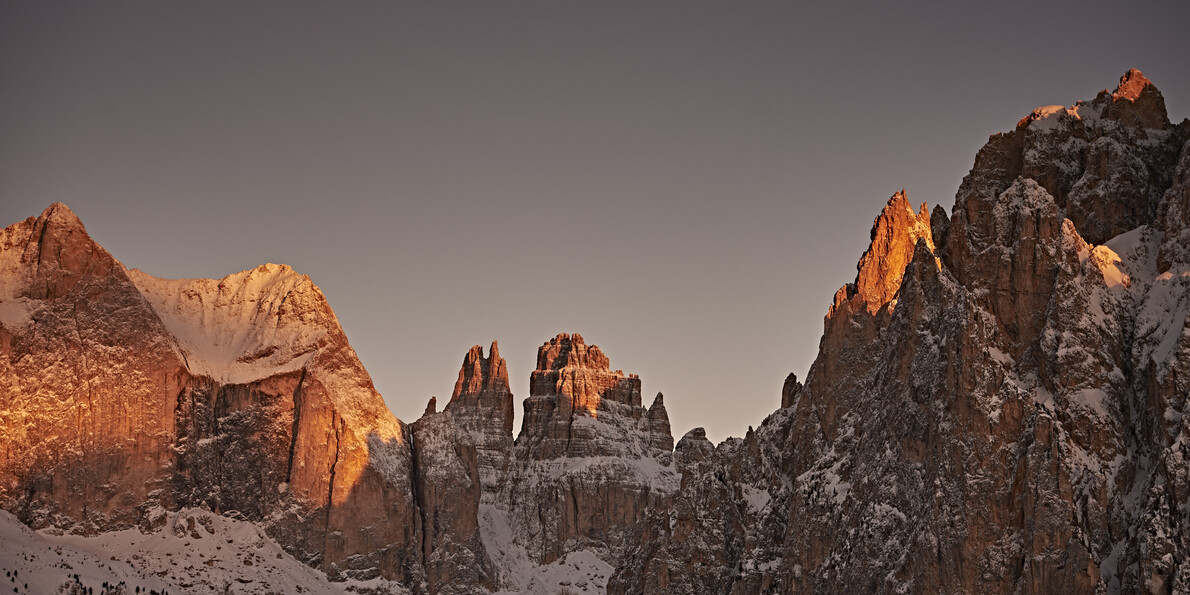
[409,409,496,594]
[0,204,189,532]
[443,342,513,497]
[612,68,1190,594]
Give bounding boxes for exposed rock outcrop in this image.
[410,408,496,594]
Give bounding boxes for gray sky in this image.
[2,1,1188,443]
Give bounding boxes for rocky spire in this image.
[1103,68,1169,129]
[646,393,674,452]
[852,190,935,314]
[451,342,511,405]
[781,372,802,409]
[443,341,514,496]
[446,341,513,435]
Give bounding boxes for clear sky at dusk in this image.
[2,1,1188,443]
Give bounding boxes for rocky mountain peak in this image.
[528,332,639,411]
[5,202,122,301]
[646,392,674,452]
[781,372,802,408]
[442,341,514,499]
[518,330,647,454]
[1113,67,1155,102]
[852,190,934,314]
[450,340,510,402]
[1103,67,1169,129]
[38,202,84,227]
[534,332,613,374]
[505,334,678,568]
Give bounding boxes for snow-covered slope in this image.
[0,508,407,594]
[129,265,328,385]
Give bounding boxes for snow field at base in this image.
[0,509,408,595]
[480,504,612,595]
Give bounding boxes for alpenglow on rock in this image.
[491,333,679,570]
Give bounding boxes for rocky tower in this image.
[492,333,678,567]
[519,333,643,459]
[612,68,1190,594]
[443,341,514,496]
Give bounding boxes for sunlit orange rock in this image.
[0,204,423,586]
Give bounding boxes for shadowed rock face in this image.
[409,409,496,594]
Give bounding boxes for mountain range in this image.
[2,68,1189,594]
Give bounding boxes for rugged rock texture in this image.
[612,69,1190,594]
[491,333,678,573]
[519,333,644,460]
[443,342,513,497]
[853,190,935,313]
[0,204,188,532]
[646,393,674,453]
[409,409,496,594]
[0,205,425,589]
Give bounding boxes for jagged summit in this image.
[528,332,641,413]
[1113,67,1154,101]
[614,67,1190,594]
[449,340,510,402]
[1102,67,1170,129]
[533,332,624,375]
[853,190,935,313]
[37,202,83,227]
[441,339,514,497]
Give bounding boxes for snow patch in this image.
[480,505,611,594]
